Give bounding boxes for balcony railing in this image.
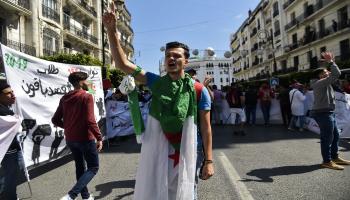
[43,49,58,56]
[0,37,36,56]
[2,0,30,10]
[71,0,97,17]
[286,20,350,52]
[285,0,336,31]
[63,14,98,45]
[42,4,60,23]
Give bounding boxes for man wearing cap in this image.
[311,52,350,170]
[0,80,24,200]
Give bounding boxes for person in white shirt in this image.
[288,82,306,131]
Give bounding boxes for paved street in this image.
[18,125,350,200]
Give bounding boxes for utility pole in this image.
[101,0,106,79]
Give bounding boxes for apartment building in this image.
[0,0,134,64]
[230,0,350,81]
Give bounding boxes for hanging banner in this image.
[106,100,149,138]
[0,44,105,169]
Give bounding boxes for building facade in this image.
[230,0,350,81]
[0,0,134,64]
[159,48,233,89]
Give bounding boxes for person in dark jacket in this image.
[244,85,258,126]
[52,72,103,200]
[278,84,292,127]
[0,80,24,200]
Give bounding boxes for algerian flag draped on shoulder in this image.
[134,74,197,200]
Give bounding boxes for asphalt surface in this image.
[17,125,350,200]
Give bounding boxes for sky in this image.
[124,0,260,73]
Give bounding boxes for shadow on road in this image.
[94,180,135,199]
[241,164,321,182]
[212,125,350,151]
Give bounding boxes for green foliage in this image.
[108,68,126,88]
[41,53,103,66]
[336,59,350,70]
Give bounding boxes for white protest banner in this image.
[0,115,22,163]
[305,92,350,138]
[106,100,149,138]
[0,44,105,168]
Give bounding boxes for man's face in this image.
[165,48,188,73]
[0,87,16,106]
[80,80,90,91]
[319,69,330,79]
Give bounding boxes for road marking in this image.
[218,152,255,200]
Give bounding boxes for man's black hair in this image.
[312,68,326,79]
[0,80,10,92]
[165,41,190,59]
[68,72,88,86]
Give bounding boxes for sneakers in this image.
[321,161,344,170]
[60,194,75,200]
[332,157,350,165]
[83,194,94,200]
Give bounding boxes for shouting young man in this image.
[103,3,214,200]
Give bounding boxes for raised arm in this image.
[103,3,147,84]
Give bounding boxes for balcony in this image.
[265,18,272,25]
[0,37,36,56]
[63,15,98,45]
[1,0,29,9]
[42,4,60,23]
[250,27,258,38]
[283,0,296,10]
[0,0,31,15]
[71,0,97,17]
[274,29,281,37]
[285,0,336,31]
[285,21,350,52]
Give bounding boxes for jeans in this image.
[0,150,24,200]
[194,149,204,200]
[288,115,305,129]
[312,113,339,163]
[67,140,99,199]
[245,105,256,125]
[260,101,271,124]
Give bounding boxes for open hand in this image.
[320,52,334,63]
[102,2,117,32]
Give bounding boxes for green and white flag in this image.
[133,74,197,200]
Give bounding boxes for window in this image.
[293,56,299,69]
[338,6,348,29]
[273,2,279,17]
[307,51,313,62]
[43,28,60,56]
[318,18,326,37]
[220,78,223,82]
[0,18,5,40]
[340,39,350,61]
[226,78,229,82]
